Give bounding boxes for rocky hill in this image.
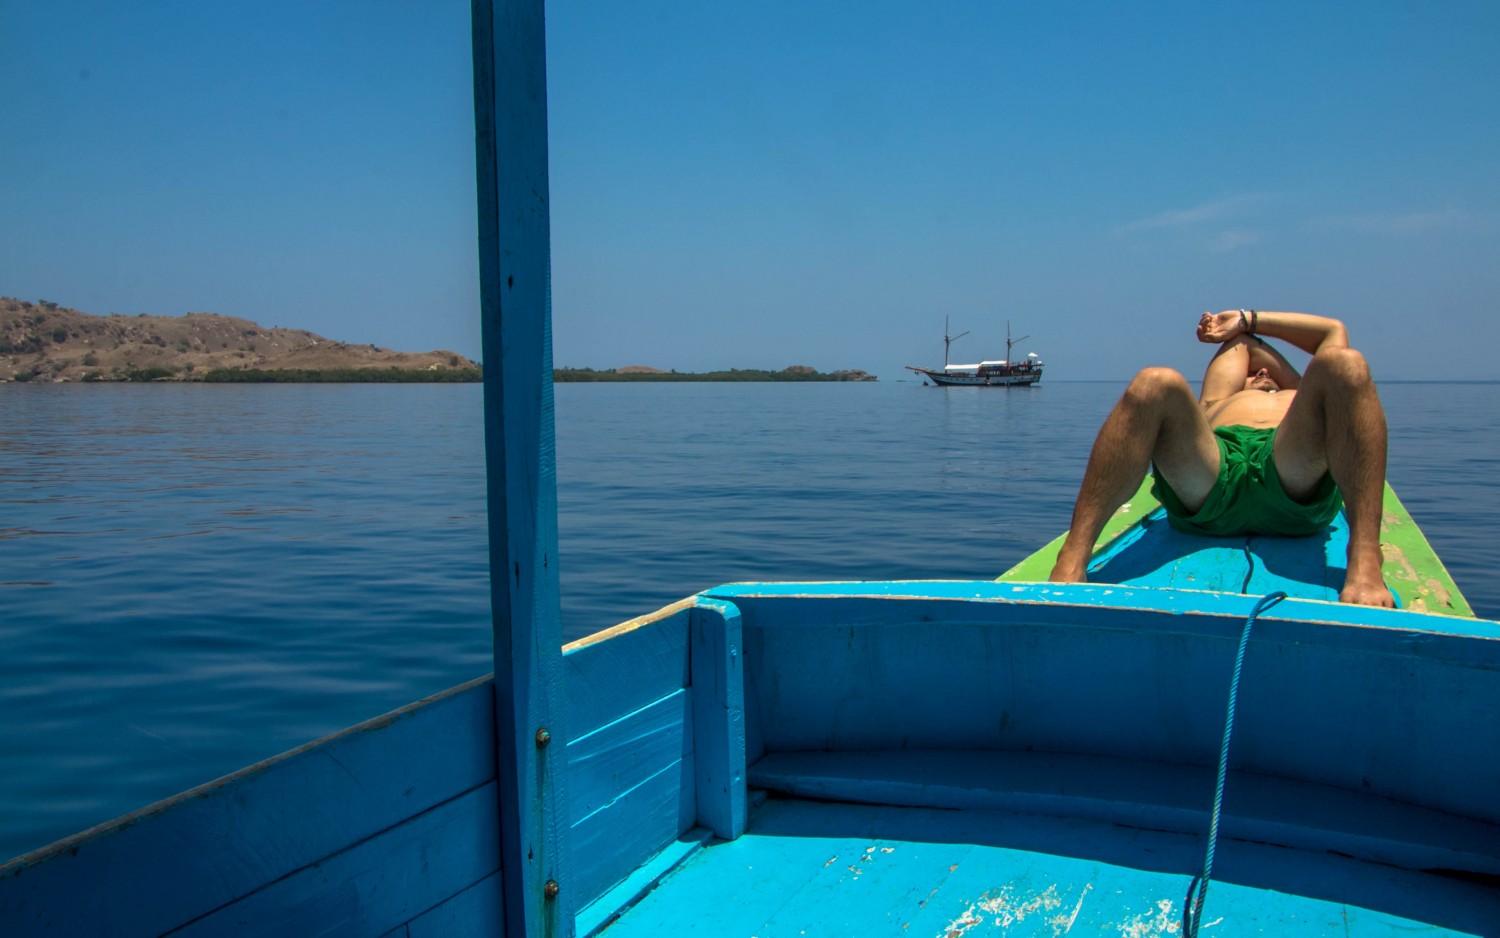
[0,298,477,382]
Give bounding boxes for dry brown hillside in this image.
[0,298,477,382]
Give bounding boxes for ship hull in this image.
[907,366,1042,386]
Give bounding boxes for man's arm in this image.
[1198,338,1254,408]
[1199,309,1349,355]
[1197,334,1303,408]
[1246,310,1349,355]
[1246,335,1303,386]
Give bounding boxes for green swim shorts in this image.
[1150,425,1342,537]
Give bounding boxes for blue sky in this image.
[4,1,1497,380]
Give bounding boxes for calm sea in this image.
[2,380,1497,861]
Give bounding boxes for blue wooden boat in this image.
[3,3,1497,935]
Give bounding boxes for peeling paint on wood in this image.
[1109,897,1180,937]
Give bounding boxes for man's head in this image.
[1244,367,1279,392]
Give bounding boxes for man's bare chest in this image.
[1206,389,1296,429]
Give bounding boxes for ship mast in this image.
[944,316,970,367]
[1005,320,1029,364]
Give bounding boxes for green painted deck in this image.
[998,481,1473,617]
[600,797,1497,936]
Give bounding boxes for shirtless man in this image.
[1048,309,1393,607]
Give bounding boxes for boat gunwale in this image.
[694,579,1500,641]
[0,674,495,878]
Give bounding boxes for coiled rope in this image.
[1181,589,1288,938]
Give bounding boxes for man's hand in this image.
[1196,310,1249,344]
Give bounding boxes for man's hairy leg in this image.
[1274,347,1393,607]
[1050,368,1219,583]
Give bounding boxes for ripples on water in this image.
[1,380,1496,860]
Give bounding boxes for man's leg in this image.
[1272,347,1393,607]
[1050,368,1221,582]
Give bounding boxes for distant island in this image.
[554,365,876,382]
[1,298,877,384]
[1,298,480,383]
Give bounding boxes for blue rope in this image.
[1182,590,1287,938]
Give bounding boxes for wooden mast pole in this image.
[472,2,573,936]
[943,316,969,368]
[1005,320,1029,366]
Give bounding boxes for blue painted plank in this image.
[748,750,1500,876]
[714,583,1500,670]
[689,600,747,839]
[565,608,690,738]
[742,671,766,770]
[472,0,572,932]
[600,797,1500,936]
[407,872,504,938]
[1084,507,1349,601]
[575,830,710,938]
[571,756,696,908]
[569,689,691,824]
[1086,509,1257,594]
[1003,483,1474,616]
[729,592,1500,825]
[702,580,1500,636]
[743,608,1246,754]
[1243,526,1347,600]
[594,806,866,937]
[0,677,495,938]
[170,783,500,937]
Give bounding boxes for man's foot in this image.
[1341,546,1395,608]
[1047,559,1088,584]
[1340,573,1396,608]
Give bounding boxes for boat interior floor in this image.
[599,751,1500,937]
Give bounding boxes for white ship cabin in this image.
[944,352,1042,374]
